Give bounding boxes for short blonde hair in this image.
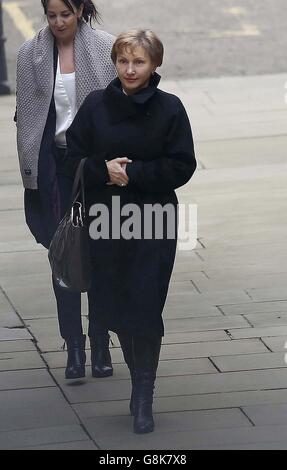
[111,29,164,67]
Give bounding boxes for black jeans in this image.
[52,277,108,340]
[52,149,108,341]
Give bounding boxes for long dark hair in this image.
[41,0,101,25]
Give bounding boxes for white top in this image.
[54,57,77,147]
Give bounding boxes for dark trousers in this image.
[52,152,108,341]
[52,278,108,341]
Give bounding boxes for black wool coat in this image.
[64,74,197,338]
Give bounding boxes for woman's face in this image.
[45,0,83,42]
[116,46,156,95]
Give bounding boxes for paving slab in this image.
[0,185,23,211]
[0,339,36,353]
[246,287,287,302]
[163,330,231,344]
[164,299,222,317]
[0,350,46,371]
[0,250,48,279]
[242,403,287,426]
[0,274,59,320]
[152,369,287,398]
[191,174,287,197]
[154,389,287,414]
[191,251,287,275]
[221,301,287,316]
[228,326,287,340]
[0,290,15,314]
[0,424,89,450]
[196,135,287,170]
[167,289,252,306]
[160,339,268,360]
[0,327,32,341]
[57,376,130,404]
[72,400,138,418]
[171,270,204,282]
[260,337,287,352]
[163,304,221,319]
[0,172,22,186]
[173,257,204,272]
[0,213,34,245]
[244,312,287,328]
[0,369,55,391]
[165,315,251,333]
[191,273,287,293]
[0,388,79,432]
[0,240,41,253]
[192,242,287,265]
[26,317,112,354]
[0,310,23,328]
[167,281,198,294]
[211,351,286,372]
[192,171,287,202]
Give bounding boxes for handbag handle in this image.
[69,158,87,216]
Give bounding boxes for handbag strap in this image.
[69,158,87,216]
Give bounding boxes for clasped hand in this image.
[106,157,132,186]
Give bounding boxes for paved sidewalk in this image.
[0,73,287,450]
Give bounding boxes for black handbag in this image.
[48,158,92,292]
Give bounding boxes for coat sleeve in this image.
[126,99,196,193]
[64,97,110,187]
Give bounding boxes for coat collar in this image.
[31,22,116,106]
[103,73,161,123]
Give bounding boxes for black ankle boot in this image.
[132,336,161,434]
[90,334,113,378]
[65,335,86,379]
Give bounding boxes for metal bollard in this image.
[0,0,10,95]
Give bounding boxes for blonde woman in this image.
[65,30,197,433]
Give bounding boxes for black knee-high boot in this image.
[117,333,136,416]
[65,334,86,379]
[90,333,113,378]
[132,335,161,434]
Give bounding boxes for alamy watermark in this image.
[88,196,198,251]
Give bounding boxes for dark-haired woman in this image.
[15,0,116,380]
